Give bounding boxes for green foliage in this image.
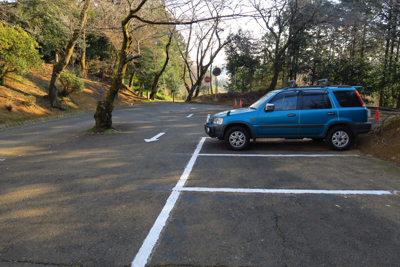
[59,71,84,97]
[0,22,43,85]
[222,0,400,107]
[7,0,73,58]
[155,93,172,101]
[85,32,116,61]
[131,29,185,98]
[225,29,260,93]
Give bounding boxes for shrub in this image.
[59,71,84,97]
[156,93,172,101]
[0,23,42,85]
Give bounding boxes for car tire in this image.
[224,126,250,151]
[325,126,353,151]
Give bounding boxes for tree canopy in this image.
[0,22,42,85]
[224,0,400,108]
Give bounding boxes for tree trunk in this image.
[186,80,201,102]
[93,100,114,129]
[380,36,391,107]
[209,65,213,95]
[128,71,135,89]
[80,28,88,79]
[396,38,400,108]
[267,60,283,92]
[380,1,393,107]
[194,86,200,97]
[360,23,367,59]
[182,64,191,96]
[150,33,173,100]
[48,0,91,109]
[350,23,357,59]
[49,64,65,109]
[139,81,143,97]
[267,37,289,92]
[93,0,146,130]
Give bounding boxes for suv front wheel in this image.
[225,126,250,151]
[326,126,353,151]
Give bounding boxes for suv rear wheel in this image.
[326,126,353,151]
[225,126,250,151]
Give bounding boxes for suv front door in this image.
[257,91,299,136]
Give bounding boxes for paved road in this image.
[0,103,399,267]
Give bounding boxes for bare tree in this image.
[177,0,236,102]
[150,30,174,100]
[180,20,228,101]
[93,0,247,130]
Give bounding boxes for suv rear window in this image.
[333,90,362,107]
[301,90,332,109]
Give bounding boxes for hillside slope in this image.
[0,64,145,125]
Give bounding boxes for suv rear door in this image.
[332,90,368,123]
[298,90,338,136]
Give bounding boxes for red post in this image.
[215,76,218,100]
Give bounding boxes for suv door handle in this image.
[327,112,336,115]
[288,113,296,117]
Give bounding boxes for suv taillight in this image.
[355,90,364,106]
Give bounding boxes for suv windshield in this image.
[250,90,281,109]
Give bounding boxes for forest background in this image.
[1,0,399,107]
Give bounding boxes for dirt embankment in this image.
[0,64,146,126]
[356,114,400,166]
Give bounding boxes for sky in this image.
[178,1,265,74]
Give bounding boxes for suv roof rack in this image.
[278,81,356,90]
[317,79,330,86]
[285,80,297,88]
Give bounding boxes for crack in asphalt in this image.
[274,213,288,267]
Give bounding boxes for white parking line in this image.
[176,187,398,195]
[131,137,396,267]
[186,114,194,118]
[199,154,360,157]
[131,137,206,267]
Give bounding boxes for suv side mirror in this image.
[265,103,275,112]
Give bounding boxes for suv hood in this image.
[214,108,256,118]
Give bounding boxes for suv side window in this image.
[301,90,332,109]
[269,91,298,111]
[333,90,362,107]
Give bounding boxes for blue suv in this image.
[204,80,371,151]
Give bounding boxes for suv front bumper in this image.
[204,123,224,139]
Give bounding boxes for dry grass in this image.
[0,64,146,125]
[357,114,400,166]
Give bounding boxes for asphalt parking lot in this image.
[1,103,400,267]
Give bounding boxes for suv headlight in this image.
[213,117,223,125]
